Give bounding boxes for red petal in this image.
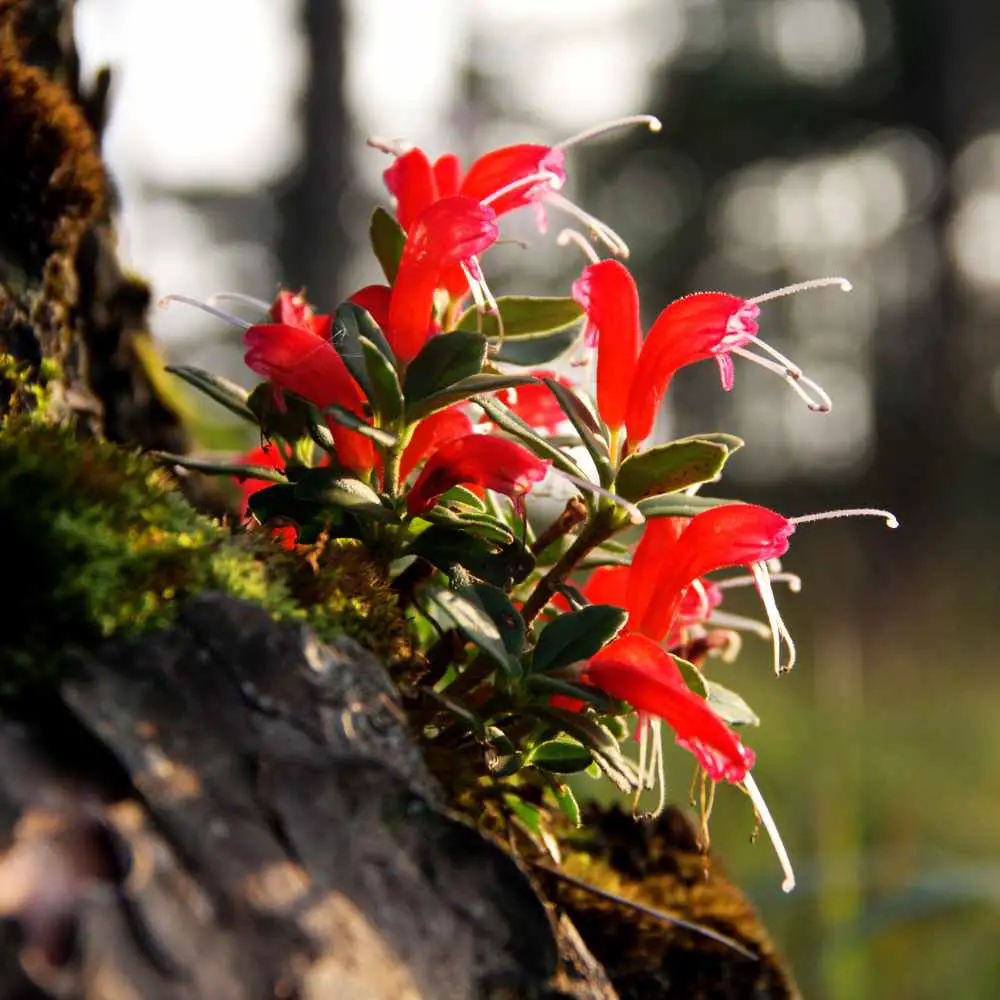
[625,292,746,445]
[459,145,566,217]
[581,565,630,608]
[269,290,332,339]
[433,153,463,198]
[384,148,438,231]
[484,373,573,433]
[571,260,641,430]
[400,406,474,482]
[243,323,374,473]
[349,284,392,332]
[406,433,549,516]
[389,196,499,364]
[234,444,285,516]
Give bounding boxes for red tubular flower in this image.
[349,284,392,333]
[406,433,549,516]
[486,372,575,434]
[387,196,499,364]
[399,406,474,483]
[235,444,286,516]
[269,290,333,339]
[571,260,642,431]
[243,323,374,474]
[584,634,755,783]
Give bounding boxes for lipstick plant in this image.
[159,116,897,894]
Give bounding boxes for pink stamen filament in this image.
[556,228,602,265]
[743,771,796,893]
[545,191,631,258]
[750,562,797,675]
[479,169,564,208]
[158,294,251,330]
[207,291,272,313]
[728,345,833,412]
[552,114,663,151]
[791,508,899,529]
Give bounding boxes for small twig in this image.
[531,496,588,557]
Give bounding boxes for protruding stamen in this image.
[158,294,252,330]
[460,256,503,340]
[556,228,602,265]
[747,276,853,307]
[555,470,645,524]
[207,291,272,313]
[791,508,899,529]
[366,135,415,157]
[545,192,631,258]
[750,562,797,675]
[650,721,668,820]
[717,571,803,594]
[743,771,796,893]
[706,611,772,640]
[729,346,833,412]
[480,169,564,208]
[553,114,663,151]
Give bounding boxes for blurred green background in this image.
[77,1,1000,996]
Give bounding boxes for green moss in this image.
[0,416,410,687]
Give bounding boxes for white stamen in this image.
[158,294,252,330]
[746,276,853,306]
[460,257,503,340]
[556,228,602,265]
[706,611,772,640]
[743,771,796,893]
[207,291,272,314]
[366,135,415,157]
[553,114,663,151]
[729,345,833,412]
[750,562,797,675]
[651,721,668,819]
[555,470,645,524]
[717,571,802,594]
[791,508,899,529]
[480,169,564,208]
[545,192,632,259]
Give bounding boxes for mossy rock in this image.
[0,415,411,689]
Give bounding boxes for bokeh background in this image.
[76,2,1000,997]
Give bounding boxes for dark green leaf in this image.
[293,468,397,522]
[484,726,522,776]
[616,440,730,502]
[473,393,587,480]
[456,296,585,366]
[423,505,515,546]
[248,383,312,441]
[319,403,397,447]
[332,301,397,397]
[458,583,525,656]
[436,485,486,511]
[151,452,286,483]
[526,675,614,709]
[404,331,487,411]
[671,655,709,699]
[539,708,637,793]
[246,483,352,538]
[550,782,581,827]
[532,605,629,673]
[407,373,539,422]
[637,494,743,519]
[527,737,593,774]
[359,337,404,424]
[420,583,521,676]
[369,207,406,284]
[165,365,255,422]
[706,680,760,727]
[406,525,534,588]
[542,377,613,487]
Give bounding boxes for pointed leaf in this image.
[404,331,488,412]
[369,207,406,284]
[526,675,613,709]
[671,655,709,699]
[527,737,593,774]
[550,782,581,827]
[637,494,745,519]
[617,440,730,502]
[332,301,397,398]
[359,336,404,424]
[532,605,629,673]
[437,485,487,511]
[165,365,255,422]
[408,373,538,422]
[420,583,521,677]
[318,403,397,447]
[538,708,637,793]
[423,505,515,547]
[458,583,525,656]
[542,377,613,487]
[292,468,397,522]
[705,680,760,727]
[151,452,287,483]
[406,525,534,588]
[456,296,585,366]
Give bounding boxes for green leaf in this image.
[359,336,404,424]
[539,708,637,793]
[436,485,486,511]
[165,365,255,422]
[319,403,398,447]
[369,206,406,284]
[671,655,709,699]
[404,331,488,412]
[292,468,397,522]
[637,494,743,519]
[151,452,286,483]
[407,373,539,422]
[503,794,543,837]
[405,525,534,588]
[532,605,629,673]
[527,737,593,774]
[420,583,521,677]
[456,296,585,366]
[526,675,614,709]
[484,727,522,777]
[616,440,730,502]
[473,393,587,481]
[550,782,581,827]
[679,431,744,454]
[705,680,760,727]
[542,377,613,487]
[458,583,525,656]
[332,301,397,397]
[423,506,515,547]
